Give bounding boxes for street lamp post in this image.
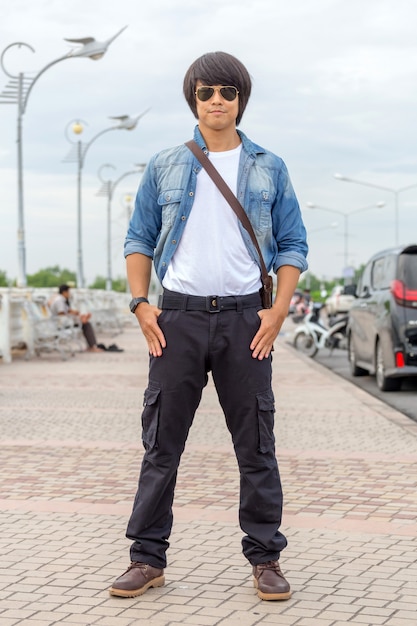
[306,201,385,280]
[334,173,417,247]
[121,193,135,231]
[64,112,148,288]
[0,28,127,287]
[96,163,146,291]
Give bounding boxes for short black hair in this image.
[58,284,70,294]
[183,51,252,126]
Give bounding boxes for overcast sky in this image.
[1,0,417,285]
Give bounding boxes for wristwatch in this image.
[129,297,149,313]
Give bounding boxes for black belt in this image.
[158,289,262,313]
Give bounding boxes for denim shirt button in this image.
[181,216,186,221]
[172,240,176,245]
[189,191,194,196]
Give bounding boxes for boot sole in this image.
[254,578,292,601]
[109,575,165,598]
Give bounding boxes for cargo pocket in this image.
[256,390,275,453]
[141,386,161,451]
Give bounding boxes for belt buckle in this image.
[206,295,220,313]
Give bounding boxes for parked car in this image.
[347,244,417,391]
[325,284,356,315]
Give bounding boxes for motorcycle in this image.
[293,302,348,358]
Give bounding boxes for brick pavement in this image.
[0,319,416,625]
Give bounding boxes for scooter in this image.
[293,302,348,358]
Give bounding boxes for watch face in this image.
[130,297,148,312]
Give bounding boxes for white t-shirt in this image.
[163,145,261,296]
[49,294,69,315]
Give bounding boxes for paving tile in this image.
[1,326,417,625]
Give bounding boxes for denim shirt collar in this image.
[192,125,265,158]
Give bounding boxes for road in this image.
[283,318,417,423]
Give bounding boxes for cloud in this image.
[1,0,417,283]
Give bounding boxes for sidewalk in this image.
[0,321,416,626]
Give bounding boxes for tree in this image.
[0,270,9,287]
[26,266,76,288]
[89,276,127,292]
[89,276,106,290]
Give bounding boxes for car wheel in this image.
[375,341,402,391]
[294,331,318,358]
[348,335,368,376]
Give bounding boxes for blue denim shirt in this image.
[125,126,308,283]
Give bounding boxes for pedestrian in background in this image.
[110,51,308,601]
[50,284,103,353]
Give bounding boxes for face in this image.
[195,80,239,134]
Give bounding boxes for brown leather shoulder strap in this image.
[185,140,269,282]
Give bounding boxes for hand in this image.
[250,307,285,360]
[135,304,166,357]
[79,313,91,324]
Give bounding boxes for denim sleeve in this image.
[272,161,308,274]
[124,157,161,259]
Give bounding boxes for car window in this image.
[372,257,385,290]
[372,254,396,290]
[383,255,397,287]
[358,261,372,296]
[398,252,417,289]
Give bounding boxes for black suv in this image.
[348,244,417,391]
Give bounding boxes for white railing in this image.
[0,288,133,364]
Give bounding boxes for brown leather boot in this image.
[253,560,291,600]
[109,562,165,598]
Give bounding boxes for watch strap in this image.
[130,297,149,313]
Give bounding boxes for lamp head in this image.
[72,120,83,135]
[64,26,127,61]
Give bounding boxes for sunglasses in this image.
[195,86,239,102]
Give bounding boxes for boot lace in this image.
[124,562,148,574]
[257,560,283,575]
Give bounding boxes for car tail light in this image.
[390,280,417,307]
[395,351,405,368]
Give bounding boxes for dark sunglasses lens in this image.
[197,87,214,101]
[220,87,237,101]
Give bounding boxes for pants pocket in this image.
[256,390,275,453]
[141,386,161,451]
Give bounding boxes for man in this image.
[109,51,308,601]
[50,284,103,353]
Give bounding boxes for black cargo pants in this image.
[126,293,287,568]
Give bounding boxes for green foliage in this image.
[7,264,127,292]
[297,265,366,303]
[26,266,76,288]
[89,276,128,293]
[111,278,128,293]
[0,270,9,287]
[89,276,106,290]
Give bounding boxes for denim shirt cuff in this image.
[124,241,154,259]
[275,251,308,274]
